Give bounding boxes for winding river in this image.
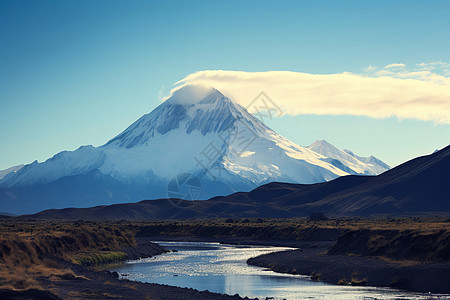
[109,242,449,300]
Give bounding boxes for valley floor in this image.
[0,219,249,300]
[0,217,449,298]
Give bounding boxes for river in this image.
[109,241,449,300]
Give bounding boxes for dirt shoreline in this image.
[39,259,250,300]
[2,219,449,298]
[134,236,450,294]
[138,235,317,248]
[115,237,450,295]
[0,238,251,300]
[247,241,450,294]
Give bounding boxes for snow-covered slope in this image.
[308,140,390,175]
[343,149,390,173]
[0,85,389,214]
[0,164,24,180]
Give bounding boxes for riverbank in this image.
[2,217,449,298]
[135,218,450,294]
[32,257,248,300]
[0,220,250,299]
[247,241,450,294]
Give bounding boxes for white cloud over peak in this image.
[170,63,450,124]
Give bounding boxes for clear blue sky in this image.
[1,0,449,170]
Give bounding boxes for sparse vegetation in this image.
[0,217,449,295]
[75,251,127,266]
[328,228,450,263]
[133,217,450,256]
[0,220,136,291]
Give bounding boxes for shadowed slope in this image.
[27,145,449,219]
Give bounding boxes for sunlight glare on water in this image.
[110,242,450,300]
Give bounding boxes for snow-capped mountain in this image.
[307,140,390,175]
[0,164,24,180]
[0,85,389,214]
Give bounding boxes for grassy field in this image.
[0,220,136,290]
[132,216,450,234]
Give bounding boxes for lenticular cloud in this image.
[173,68,450,124]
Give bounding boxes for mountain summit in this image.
[105,86,267,148]
[0,85,389,214]
[308,140,390,175]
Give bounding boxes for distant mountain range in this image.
[0,85,389,214]
[26,144,449,220]
[308,140,390,175]
[0,165,23,180]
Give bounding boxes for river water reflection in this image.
[110,242,449,300]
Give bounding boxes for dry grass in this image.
[133,217,450,264]
[377,256,421,267]
[132,217,450,242]
[0,217,449,291]
[0,220,137,290]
